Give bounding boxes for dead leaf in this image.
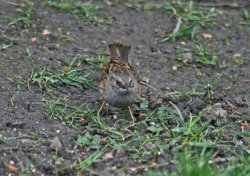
[223,85,231,91]
[150,159,157,167]
[104,152,113,159]
[240,121,249,132]
[128,165,146,173]
[143,133,148,137]
[63,67,69,73]
[182,59,188,64]
[196,70,204,77]
[180,41,186,45]
[42,29,50,35]
[31,37,38,42]
[5,164,17,173]
[77,171,84,176]
[31,167,37,173]
[99,63,106,68]
[202,33,213,39]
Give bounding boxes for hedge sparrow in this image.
[98,43,141,127]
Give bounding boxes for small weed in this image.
[103,0,121,6]
[44,0,107,24]
[75,134,101,150]
[203,73,221,99]
[75,149,105,171]
[43,99,92,128]
[54,34,75,44]
[127,1,156,12]
[166,86,203,101]
[10,85,21,105]
[88,114,107,129]
[0,43,11,50]
[29,57,93,91]
[52,151,64,165]
[22,54,35,62]
[140,97,149,110]
[175,43,217,66]
[147,147,250,176]
[7,75,26,105]
[195,43,217,65]
[142,76,150,84]
[18,161,32,176]
[168,110,210,145]
[222,156,250,176]
[0,134,16,143]
[22,48,35,62]
[161,1,216,41]
[44,99,67,119]
[27,143,41,151]
[173,148,215,176]
[85,52,109,70]
[243,9,250,20]
[234,57,244,66]
[9,0,33,28]
[175,47,193,64]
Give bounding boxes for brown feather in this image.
[99,43,141,101]
[109,43,131,61]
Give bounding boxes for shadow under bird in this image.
[98,43,141,127]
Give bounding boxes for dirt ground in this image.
[0,0,250,175]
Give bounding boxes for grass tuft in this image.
[161,1,216,41]
[44,0,107,24]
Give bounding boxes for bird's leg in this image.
[126,106,135,128]
[97,101,106,118]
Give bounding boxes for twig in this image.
[225,100,241,115]
[0,147,19,152]
[126,163,169,173]
[173,16,182,35]
[169,101,184,122]
[140,81,164,96]
[140,81,177,100]
[209,157,236,164]
[2,0,25,7]
[199,2,239,8]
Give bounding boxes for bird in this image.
[98,43,141,127]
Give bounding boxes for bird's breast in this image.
[105,91,137,108]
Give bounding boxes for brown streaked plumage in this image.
[98,43,141,128]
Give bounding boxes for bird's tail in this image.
[109,43,131,61]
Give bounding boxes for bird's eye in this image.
[116,80,122,87]
[129,79,133,87]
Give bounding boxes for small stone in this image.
[181,52,193,61]
[50,136,62,150]
[172,65,177,71]
[104,152,114,159]
[202,33,213,39]
[5,163,17,173]
[233,53,241,58]
[180,41,186,45]
[144,142,156,150]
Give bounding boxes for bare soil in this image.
[0,0,249,175]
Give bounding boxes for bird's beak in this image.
[125,86,130,93]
